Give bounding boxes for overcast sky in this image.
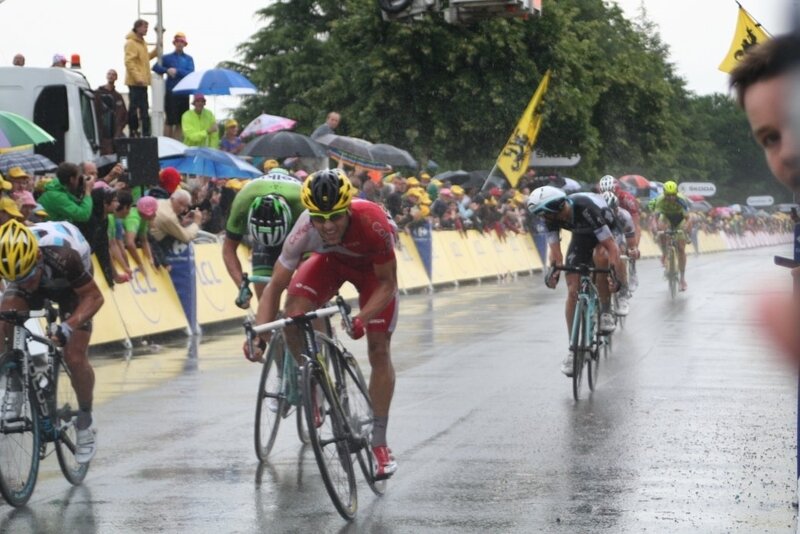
[0,0,794,118]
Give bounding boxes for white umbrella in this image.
[157,136,188,159]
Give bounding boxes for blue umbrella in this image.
[172,68,257,96]
[160,147,262,178]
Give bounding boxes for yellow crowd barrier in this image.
[88,228,791,346]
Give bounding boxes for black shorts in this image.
[251,241,281,278]
[2,287,92,333]
[565,232,599,268]
[165,93,190,126]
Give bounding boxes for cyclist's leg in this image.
[563,236,591,334]
[656,216,669,264]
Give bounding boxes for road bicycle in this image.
[245,294,384,520]
[238,273,312,460]
[663,229,680,299]
[0,306,89,507]
[553,264,616,401]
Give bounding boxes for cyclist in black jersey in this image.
[527,186,623,376]
[0,220,104,464]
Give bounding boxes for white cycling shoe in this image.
[561,352,574,377]
[600,313,616,333]
[75,424,97,465]
[615,296,630,316]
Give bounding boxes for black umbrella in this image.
[370,143,418,169]
[240,131,327,159]
[434,170,470,184]
[0,152,57,175]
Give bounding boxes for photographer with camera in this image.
[38,162,95,226]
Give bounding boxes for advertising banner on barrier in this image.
[194,243,249,324]
[89,256,130,346]
[109,256,189,339]
[396,234,431,291]
[409,221,433,279]
[164,240,198,334]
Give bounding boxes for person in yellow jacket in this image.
[181,93,219,148]
[124,19,157,137]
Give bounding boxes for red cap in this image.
[159,167,181,194]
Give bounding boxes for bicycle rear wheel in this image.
[53,356,89,485]
[254,332,288,461]
[337,349,385,496]
[302,358,357,520]
[0,357,40,506]
[571,301,586,401]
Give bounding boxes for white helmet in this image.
[602,190,618,210]
[598,175,617,193]
[527,186,567,215]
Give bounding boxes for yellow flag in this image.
[496,70,551,188]
[718,6,771,73]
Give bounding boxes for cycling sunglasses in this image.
[309,208,348,223]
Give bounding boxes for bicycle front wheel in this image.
[667,247,678,299]
[571,300,586,401]
[254,332,288,461]
[302,358,357,520]
[53,356,89,485]
[0,358,40,506]
[587,308,600,392]
[337,349,385,496]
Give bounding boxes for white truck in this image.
[0,66,102,165]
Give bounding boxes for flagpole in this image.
[738,1,774,38]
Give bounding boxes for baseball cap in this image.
[7,166,30,180]
[173,32,188,45]
[136,196,158,218]
[193,93,206,103]
[0,197,23,219]
[52,53,67,65]
[0,174,11,191]
[263,159,279,171]
[224,119,238,129]
[12,190,36,207]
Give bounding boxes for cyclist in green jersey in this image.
[649,180,692,291]
[222,169,305,310]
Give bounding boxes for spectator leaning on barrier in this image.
[149,189,201,263]
[121,193,158,273]
[38,162,94,225]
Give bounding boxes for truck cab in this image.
[0,66,101,164]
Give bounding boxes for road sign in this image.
[678,182,716,196]
[746,195,774,207]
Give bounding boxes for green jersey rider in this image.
[222,169,305,312]
[649,180,692,291]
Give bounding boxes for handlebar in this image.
[0,308,54,326]
[551,264,613,276]
[247,294,352,337]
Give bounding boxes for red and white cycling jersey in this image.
[278,199,396,271]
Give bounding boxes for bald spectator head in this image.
[169,189,192,216]
[12,54,25,67]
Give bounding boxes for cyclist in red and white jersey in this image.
[253,168,399,479]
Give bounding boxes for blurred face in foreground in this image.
[743,74,800,194]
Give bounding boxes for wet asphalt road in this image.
[0,246,797,533]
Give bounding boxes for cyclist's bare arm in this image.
[357,259,398,324]
[222,235,245,287]
[255,260,294,343]
[547,241,563,267]
[66,280,104,331]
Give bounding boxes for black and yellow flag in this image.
[718,5,771,73]
[495,70,551,188]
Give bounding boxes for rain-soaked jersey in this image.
[25,221,93,297]
[544,193,615,244]
[278,199,396,271]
